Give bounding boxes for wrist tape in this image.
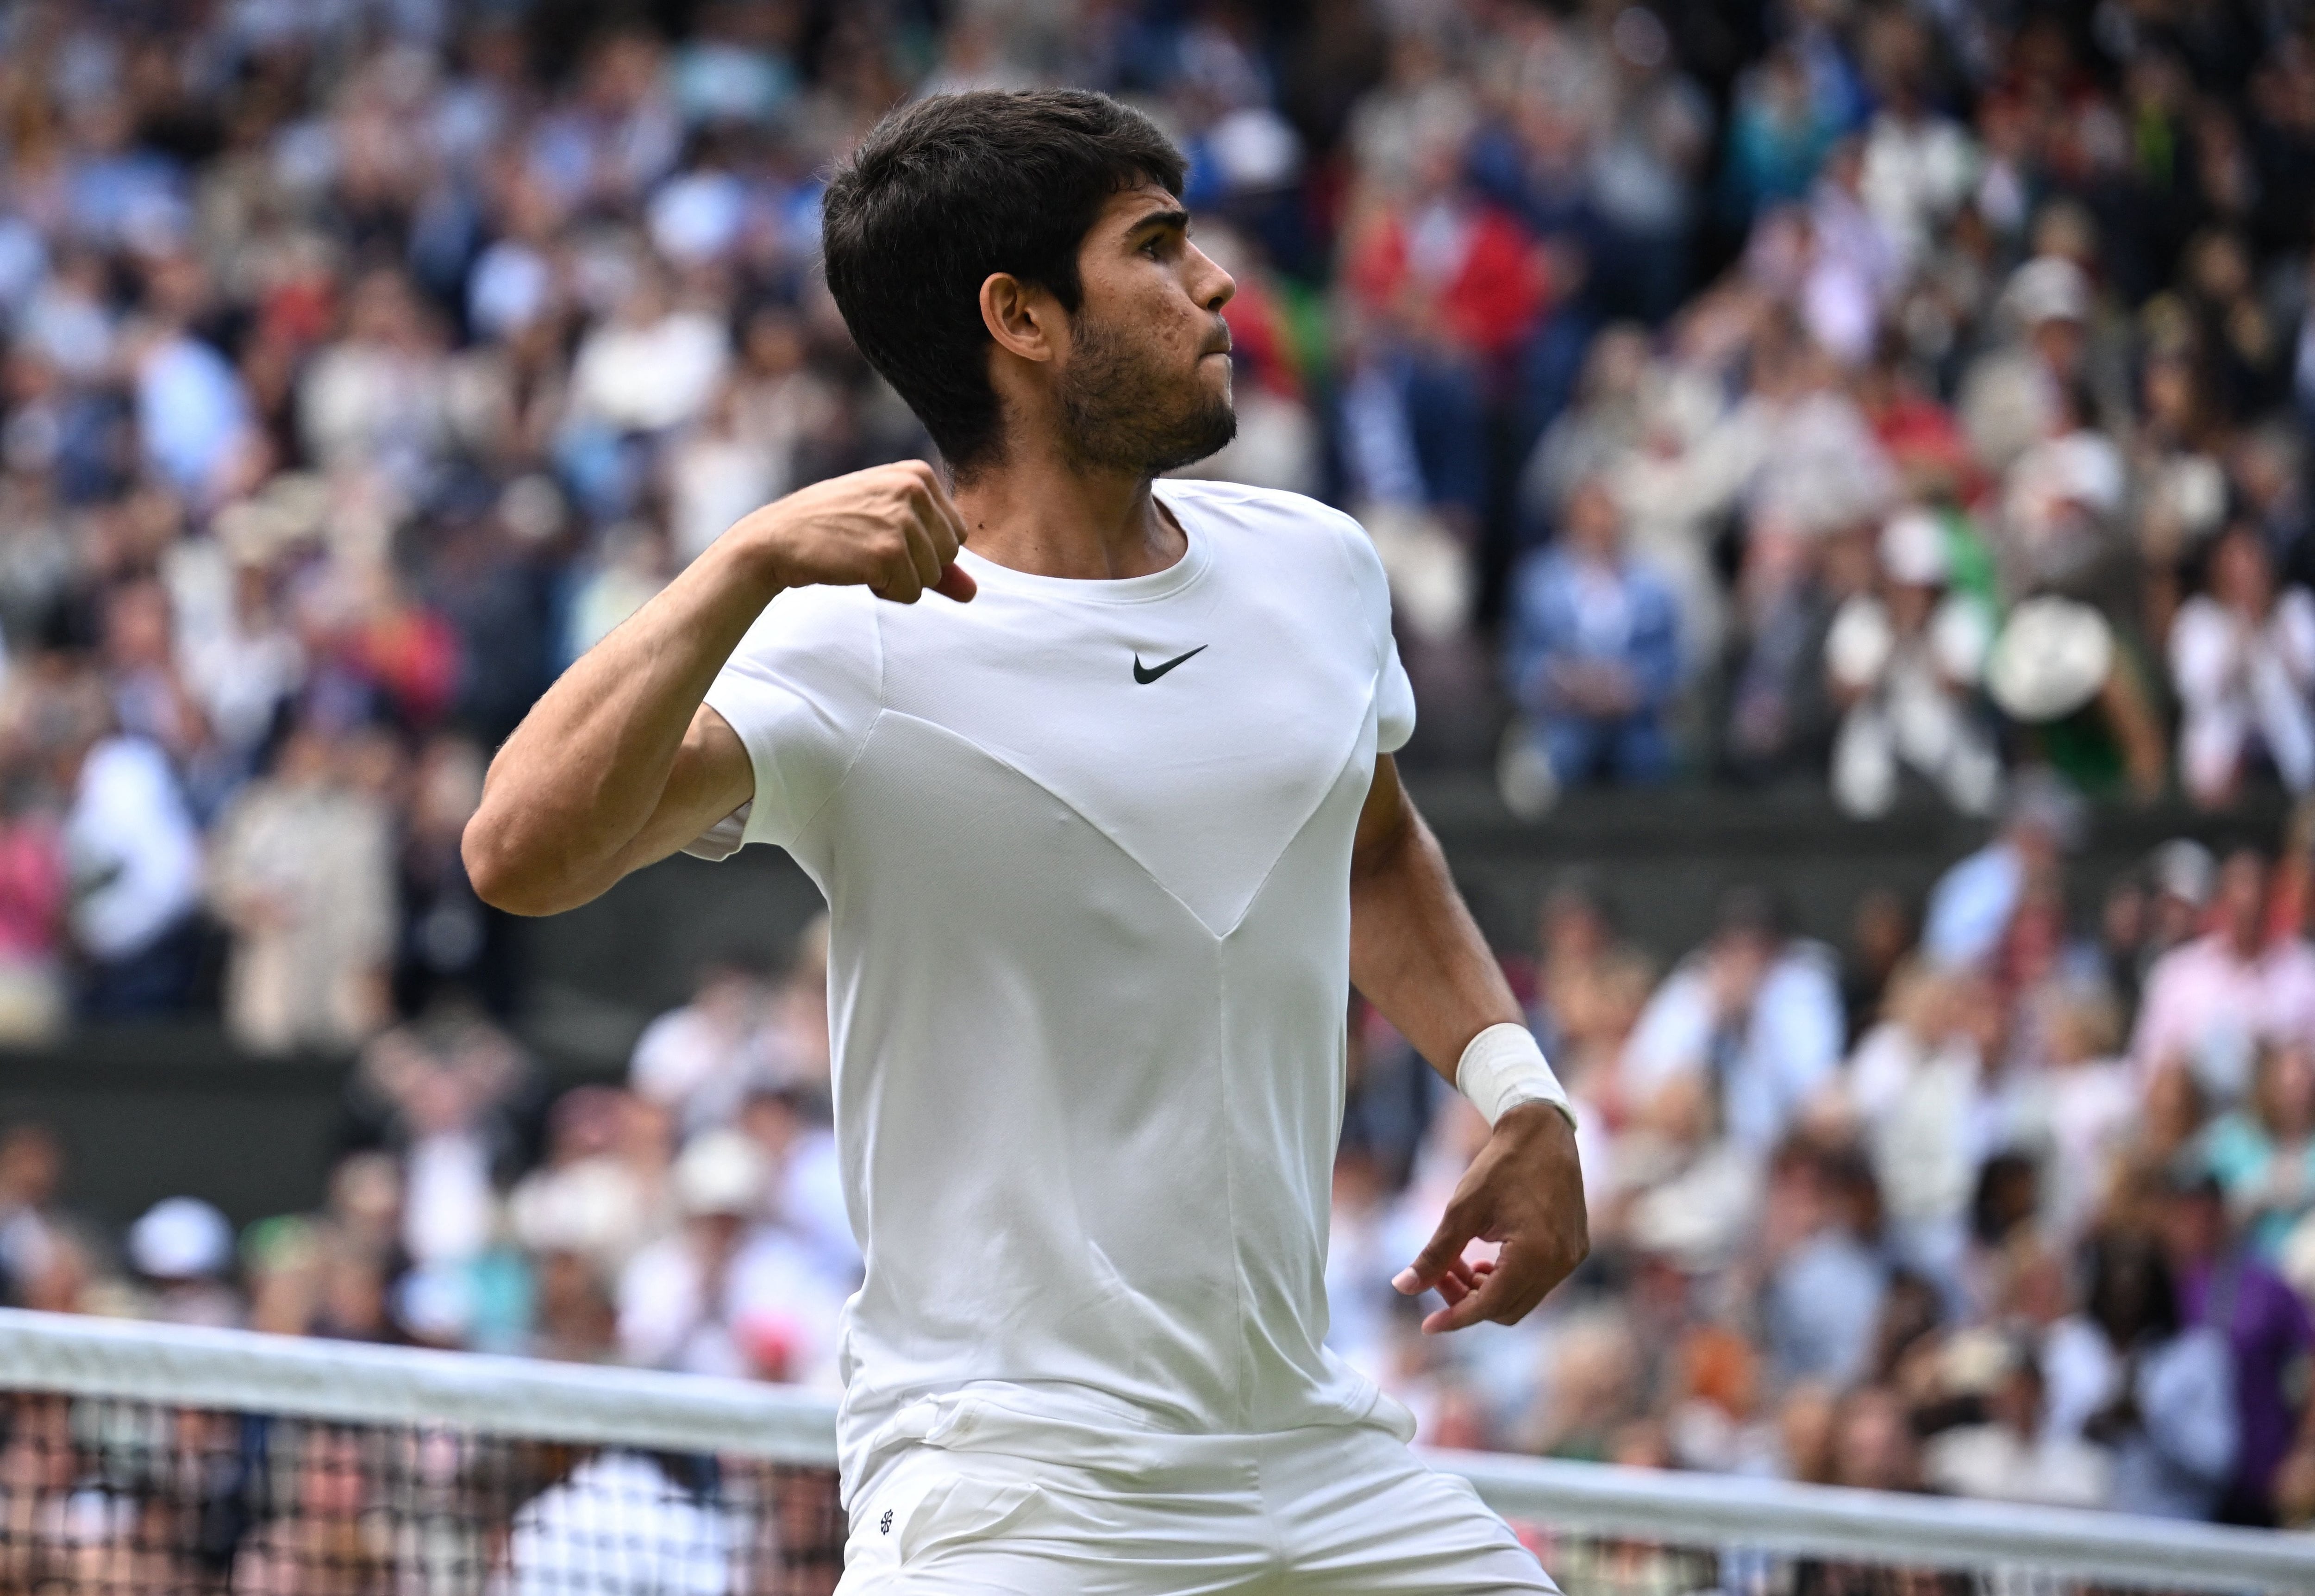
[1456,1022,1575,1129]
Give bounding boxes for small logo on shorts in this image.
[879,1509,894,1535]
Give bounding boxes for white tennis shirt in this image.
[694,479,1417,1494]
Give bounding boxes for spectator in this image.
[0,793,67,1042]
[507,1087,674,1284]
[734,1085,857,1291]
[1921,1337,2112,1507]
[1501,474,1682,804]
[395,733,508,1017]
[1960,256,2097,480]
[1624,889,1844,1155]
[500,1450,735,1596]
[616,1128,842,1386]
[1919,771,2083,972]
[52,695,203,1017]
[2159,1169,2315,1524]
[2171,527,2315,807]
[2011,981,2139,1245]
[631,958,777,1139]
[127,311,261,510]
[1845,968,1997,1298]
[351,1004,534,1272]
[0,1125,69,1306]
[2133,848,2315,1108]
[125,1196,241,1328]
[1826,509,2000,818]
[1339,120,1541,526]
[529,1247,622,1366]
[1838,886,1915,1041]
[2049,1231,2238,1521]
[207,724,394,1053]
[1756,1141,1889,1388]
[298,268,451,493]
[2200,1042,2315,1260]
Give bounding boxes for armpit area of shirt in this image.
[681,801,750,860]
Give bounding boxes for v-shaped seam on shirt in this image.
[863,705,1372,942]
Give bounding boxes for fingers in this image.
[1430,1255,1484,1309]
[1422,1249,1530,1335]
[911,461,971,555]
[901,461,974,604]
[867,465,946,605]
[1393,1201,1480,1297]
[867,533,924,605]
[901,508,944,593]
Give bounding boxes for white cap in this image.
[1987,596,2114,722]
[128,1197,233,1281]
[2004,256,2091,327]
[1878,509,1950,586]
[673,1130,769,1217]
[2148,839,2217,907]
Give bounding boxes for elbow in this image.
[461,810,565,918]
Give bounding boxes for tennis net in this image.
[0,1308,2307,1595]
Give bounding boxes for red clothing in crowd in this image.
[1344,203,1547,358]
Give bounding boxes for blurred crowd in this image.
[1336,781,2315,1530]
[1480,0,2315,823]
[0,917,852,1383]
[0,0,2311,1029]
[0,0,2312,1553]
[11,786,2315,1534]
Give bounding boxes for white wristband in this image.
[1456,1023,1574,1129]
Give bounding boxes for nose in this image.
[1190,243,1236,313]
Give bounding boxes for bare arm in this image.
[463,461,974,916]
[1349,754,1588,1331]
[1348,753,1522,1067]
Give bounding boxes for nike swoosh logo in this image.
[1132,645,1207,684]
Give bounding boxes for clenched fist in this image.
[733,460,977,605]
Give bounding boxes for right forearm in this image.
[464,532,780,913]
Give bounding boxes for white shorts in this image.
[834,1420,1556,1594]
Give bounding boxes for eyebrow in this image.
[1127,206,1192,238]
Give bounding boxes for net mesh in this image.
[0,1391,845,1595]
[0,1390,1959,1596]
[0,1351,2296,1596]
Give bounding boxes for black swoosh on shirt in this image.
[1132,646,1208,684]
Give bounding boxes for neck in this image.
[950,445,1185,580]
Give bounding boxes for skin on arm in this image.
[463,461,975,917]
[1348,753,1589,1333]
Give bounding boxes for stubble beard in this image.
[1054,309,1237,478]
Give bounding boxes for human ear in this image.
[978,272,1057,363]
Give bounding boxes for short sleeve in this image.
[1328,505,1419,754]
[694,587,882,854]
[1377,640,1416,754]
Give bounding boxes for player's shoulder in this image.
[725,579,883,688]
[1162,479,1393,650]
[1161,477,1367,548]
[739,579,879,644]
[1159,478,1384,591]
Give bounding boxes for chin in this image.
[1152,399,1238,475]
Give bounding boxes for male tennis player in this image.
[466,89,1585,1593]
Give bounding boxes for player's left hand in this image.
[1392,1102,1587,1334]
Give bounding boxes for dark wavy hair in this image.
[820,89,1186,477]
